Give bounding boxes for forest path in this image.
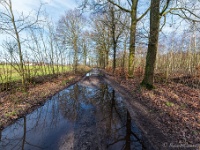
[0,68,158,150]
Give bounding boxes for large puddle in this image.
[0,70,147,150]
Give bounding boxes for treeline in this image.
[0,0,200,90]
[0,1,92,90]
[81,0,200,89]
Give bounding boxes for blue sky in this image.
[11,0,78,22]
[0,0,192,44]
[3,0,189,33]
[0,0,80,47]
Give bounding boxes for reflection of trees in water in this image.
[50,96,61,127]
[106,111,132,149]
[75,84,136,149]
[1,84,80,149]
[0,130,1,141]
[0,80,145,150]
[73,84,101,150]
[0,92,72,149]
[0,116,46,150]
[0,84,92,149]
[22,116,46,149]
[125,111,131,149]
[22,117,26,150]
[106,91,144,150]
[28,96,61,131]
[58,83,101,121]
[58,84,85,121]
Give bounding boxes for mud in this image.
[0,69,154,150]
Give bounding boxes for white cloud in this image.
[0,0,78,44]
[43,0,78,22]
[10,0,78,22]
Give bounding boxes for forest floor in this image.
[104,70,200,150]
[0,71,88,129]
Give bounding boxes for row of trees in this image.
[0,0,200,90]
[81,0,200,89]
[0,0,94,90]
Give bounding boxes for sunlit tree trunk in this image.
[73,37,78,74]
[122,35,128,75]
[141,0,160,89]
[107,0,149,77]
[110,7,117,74]
[83,42,87,66]
[9,0,26,88]
[128,2,137,77]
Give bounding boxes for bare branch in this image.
[127,0,132,7]
[160,15,167,31]
[160,0,171,16]
[137,7,150,22]
[107,0,131,13]
[162,5,200,22]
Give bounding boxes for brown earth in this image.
[102,70,200,150]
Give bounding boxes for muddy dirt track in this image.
[0,69,181,150]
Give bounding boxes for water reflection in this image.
[0,130,1,141]
[0,77,145,150]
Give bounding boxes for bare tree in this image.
[80,31,91,66]
[107,6,128,74]
[47,19,56,75]
[141,0,200,89]
[141,0,161,89]
[0,0,41,89]
[57,9,86,74]
[80,0,150,77]
[106,0,150,77]
[91,14,112,68]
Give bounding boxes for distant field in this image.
[0,64,72,83]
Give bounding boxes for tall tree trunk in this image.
[9,0,26,89]
[111,7,117,74]
[73,37,78,74]
[122,37,127,75]
[50,41,55,75]
[83,43,87,66]
[141,0,160,89]
[107,0,150,78]
[105,49,109,67]
[113,41,117,74]
[128,2,138,77]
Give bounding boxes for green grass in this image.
[165,101,175,107]
[0,64,72,83]
[5,111,17,118]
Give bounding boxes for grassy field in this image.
[0,64,72,83]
